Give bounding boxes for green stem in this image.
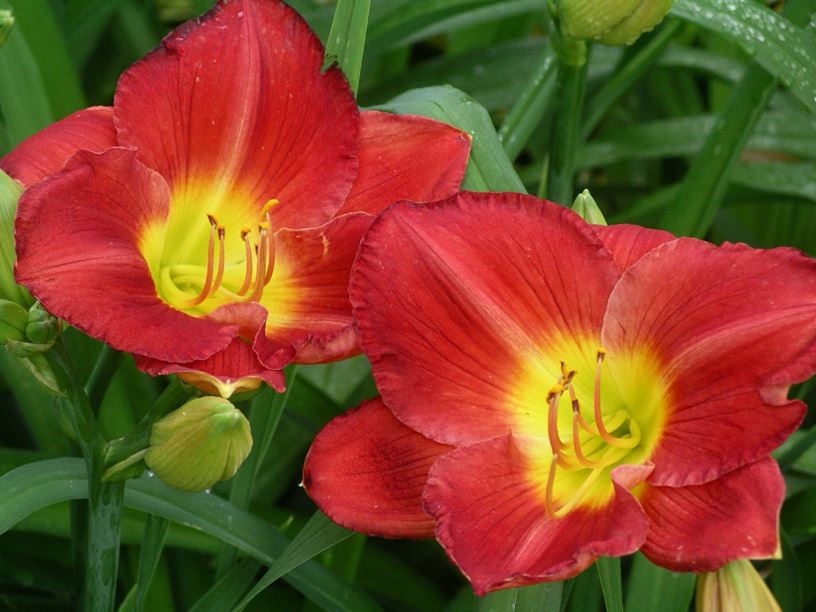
[324,0,371,96]
[46,341,122,612]
[543,41,589,205]
[85,344,122,413]
[583,19,683,138]
[498,47,558,162]
[659,0,812,237]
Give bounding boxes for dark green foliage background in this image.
[0,0,815,610]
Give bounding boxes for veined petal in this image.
[135,337,285,397]
[602,239,816,486]
[259,213,374,365]
[15,148,237,361]
[335,111,470,216]
[350,192,620,446]
[640,457,783,572]
[593,224,675,272]
[303,397,451,539]
[114,0,358,230]
[0,107,117,188]
[423,435,649,595]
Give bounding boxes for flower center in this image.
[543,348,643,518]
[142,198,280,314]
[513,340,666,520]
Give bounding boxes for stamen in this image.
[544,452,559,517]
[552,467,605,518]
[208,225,226,296]
[247,227,268,302]
[546,383,565,455]
[176,215,217,308]
[593,348,620,445]
[264,211,275,284]
[237,228,254,296]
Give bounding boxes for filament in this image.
[176,215,218,308]
[237,228,254,296]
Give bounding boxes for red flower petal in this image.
[335,111,470,216]
[0,106,117,188]
[423,435,649,595]
[593,224,675,272]
[114,0,358,230]
[15,148,237,362]
[135,337,285,397]
[603,239,816,486]
[260,213,375,365]
[351,192,620,446]
[640,457,783,572]
[303,397,451,538]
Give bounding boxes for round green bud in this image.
[145,397,253,492]
[25,302,62,345]
[558,0,673,46]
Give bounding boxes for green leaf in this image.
[596,557,624,612]
[66,0,128,67]
[6,0,86,118]
[672,0,816,114]
[0,4,53,146]
[324,0,371,95]
[134,515,169,612]
[376,85,526,193]
[189,559,261,612]
[624,553,696,612]
[771,530,801,612]
[234,511,354,611]
[476,582,563,611]
[0,459,379,611]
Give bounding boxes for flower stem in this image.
[543,38,589,205]
[84,344,122,413]
[46,341,123,612]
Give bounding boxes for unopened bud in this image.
[558,0,674,46]
[0,10,13,48]
[145,397,253,492]
[25,302,62,345]
[571,189,608,226]
[696,560,781,612]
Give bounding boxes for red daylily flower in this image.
[2,0,470,397]
[304,191,816,594]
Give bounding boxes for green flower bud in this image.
[0,299,27,344]
[145,397,253,492]
[696,559,781,612]
[558,0,674,45]
[25,302,62,345]
[0,169,32,306]
[0,10,13,48]
[571,189,608,226]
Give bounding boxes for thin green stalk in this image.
[543,42,589,205]
[214,369,298,579]
[583,19,683,138]
[659,0,812,237]
[85,344,122,413]
[498,47,558,161]
[46,341,122,612]
[324,0,371,96]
